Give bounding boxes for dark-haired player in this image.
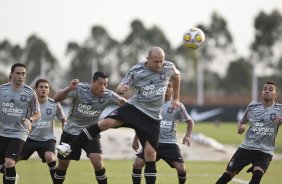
[216,81,282,184]
[19,79,66,183]
[53,71,126,184]
[57,46,181,184]
[0,63,41,184]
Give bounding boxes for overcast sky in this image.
[0,0,282,62]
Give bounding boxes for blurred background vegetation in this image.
[1,10,282,106]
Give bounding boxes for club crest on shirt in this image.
[46,108,52,115]
[20,95,27,102]
[270,113,277,121]
[159,72,166,80]
[99,97,105,104]
[167,107,174,114]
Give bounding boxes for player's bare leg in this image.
[173,162,186,184]
[89,153,107,184]
[132,157,145,184]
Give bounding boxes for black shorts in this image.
[226,147,272,173]
[0,136,25,162]
[58,131,102,160]
[20,138,56,163]
[137,143,184,168]
[107,103,160,150]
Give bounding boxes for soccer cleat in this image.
[56,143,72,157]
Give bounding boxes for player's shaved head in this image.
[148,46,165,59]
[146,46,165,72]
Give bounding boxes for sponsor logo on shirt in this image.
[251,122,275,135]
[77,104,101,116]
[141,85,166,97]
[33,121,51,128]
[1,102,23,117]
[160,120,172,129]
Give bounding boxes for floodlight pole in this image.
[251,67,258,101]
[196,51,204,106]
[251,54,258,101]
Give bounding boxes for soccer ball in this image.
[183,27,205,49]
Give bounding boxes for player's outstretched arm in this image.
[54,79,79,102]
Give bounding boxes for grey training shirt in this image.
[28,98,65,141]
[240,101,282,155]
[159,99,191,144]
[121,61,179,120]
[63,82,124,135]
[0,82,40,141]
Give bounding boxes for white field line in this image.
[79,172,249,183]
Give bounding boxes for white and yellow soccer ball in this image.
[183,27,205,49]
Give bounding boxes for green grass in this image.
[14,122,282,183]
[16,159,282,184]
[177,122,282,153]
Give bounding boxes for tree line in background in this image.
[0,10,282,105]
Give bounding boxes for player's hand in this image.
[68,79,79,90]
[237,124,245,134]
[132,134,139,152]
[182,136,191,147]
[22,118,32,132]
[132,140,139,152]
[116,84,129,95]
[276,116,282,124]
[171,99,180,109]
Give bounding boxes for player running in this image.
[0,63,41,184]
[19,79,66,183]
[215,81,282,184]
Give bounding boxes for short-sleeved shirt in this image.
[0,82,40,141]
[159,99,191,144]
[63,82,124,135]
[28,98,65,141]
[239,102,282,155]
[121,61,178,120]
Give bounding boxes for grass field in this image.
[15,122,282,184]
[16,159,282,184]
